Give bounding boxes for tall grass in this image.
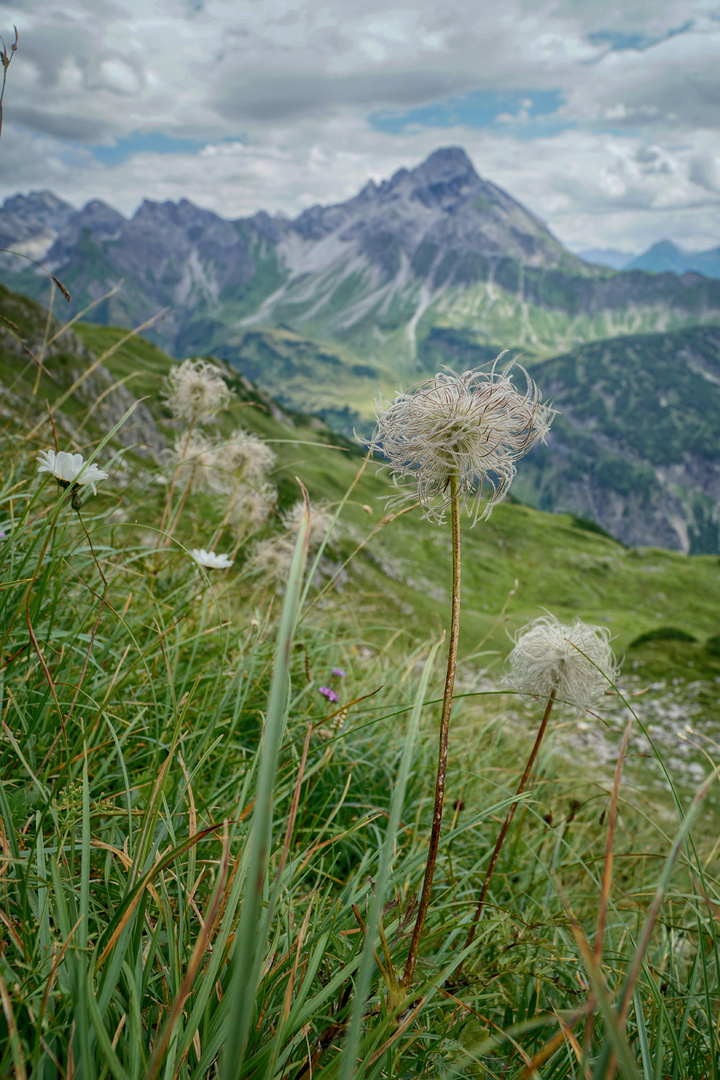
[1,319,720,1079]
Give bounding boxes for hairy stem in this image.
[402,474,461,988]
[465,689,556,949]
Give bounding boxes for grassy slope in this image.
[3,288,719,714]
[5,288,720,1077]
[72,320,720,661]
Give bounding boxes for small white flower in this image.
[37,449,108,495]
[504,615,619,710]
[162,359,232,423]
[191,548,234,570]
[369,360,552,524]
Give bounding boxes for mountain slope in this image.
[516,326,720,552]
[2,149,720,386]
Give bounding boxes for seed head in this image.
[162,358,232,423]
[249,536,296,592]
[213,429,276,489]
[165,432,218,492]
[504,615,619,710]
[227,484,277,535]
[369,361,552,523]
[282,500,335,550]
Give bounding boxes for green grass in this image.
[3,286,720,1078]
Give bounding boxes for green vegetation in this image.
[3,286,720,1077]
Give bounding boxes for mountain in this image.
[627,240,720,279]
[515,326,720,552]
[577,247,635,270]
[0,190,75,260]
[2,148,720,397]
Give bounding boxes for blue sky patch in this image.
[369,89,568,139]
[587,20,693,53]
[90,132,227,164]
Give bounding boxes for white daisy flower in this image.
[191,548,234,570]
[504,615,619,710]
[369,361,553,524]
[37,449,109,495]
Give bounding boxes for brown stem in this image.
[465,689,556,950]
[402,474,461,989]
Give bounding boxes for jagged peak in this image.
[411,146,479,182]
[2,190,75,214]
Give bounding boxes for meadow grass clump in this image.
[1,303,720,1079]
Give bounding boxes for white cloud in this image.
[0,0,718,253]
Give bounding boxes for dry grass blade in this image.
[143,825,231,1080]
[0,971,27,1080]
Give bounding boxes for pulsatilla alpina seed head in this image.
[504,615,619,710]
[162,358,232,423]
[368,360,553,524]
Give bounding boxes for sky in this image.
[1,0,719,254]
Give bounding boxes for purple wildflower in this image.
[319,686,339,703]
[331,667,347,678]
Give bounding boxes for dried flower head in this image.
[37,449,108,495]
[191,548,233,570]
[249,537,295,591]
[282,501,335,550]
[369,361,552,523]
[166,432,218,492]
[227,483,277,535]
[213,429,276,489]
[162,358,232,423]
[504,615,619,710]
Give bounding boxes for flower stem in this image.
[402,473,461,989]
[465,689,556,950]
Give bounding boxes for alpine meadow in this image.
[4,24,720,1080]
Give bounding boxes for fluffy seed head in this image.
[37,449,108,495]
[282,501,335,550]
[249,537,296,591]
[227,483,277,535]
[504,615,619,710]
[162,358,232,422]
[166,432,218,492]
[211,428,276,491]
[369,361,552,524]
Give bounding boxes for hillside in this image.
[3,283,720,739]
[6,290,720,1078]
[516,327,720,552]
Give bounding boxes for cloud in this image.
[0,0,718,255]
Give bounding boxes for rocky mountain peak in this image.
[0,190,76,246]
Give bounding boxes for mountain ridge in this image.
[3,147,720,385]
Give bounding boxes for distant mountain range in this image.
[2,147,720,553]
[2,148,720,390]
[580,240,720,278]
